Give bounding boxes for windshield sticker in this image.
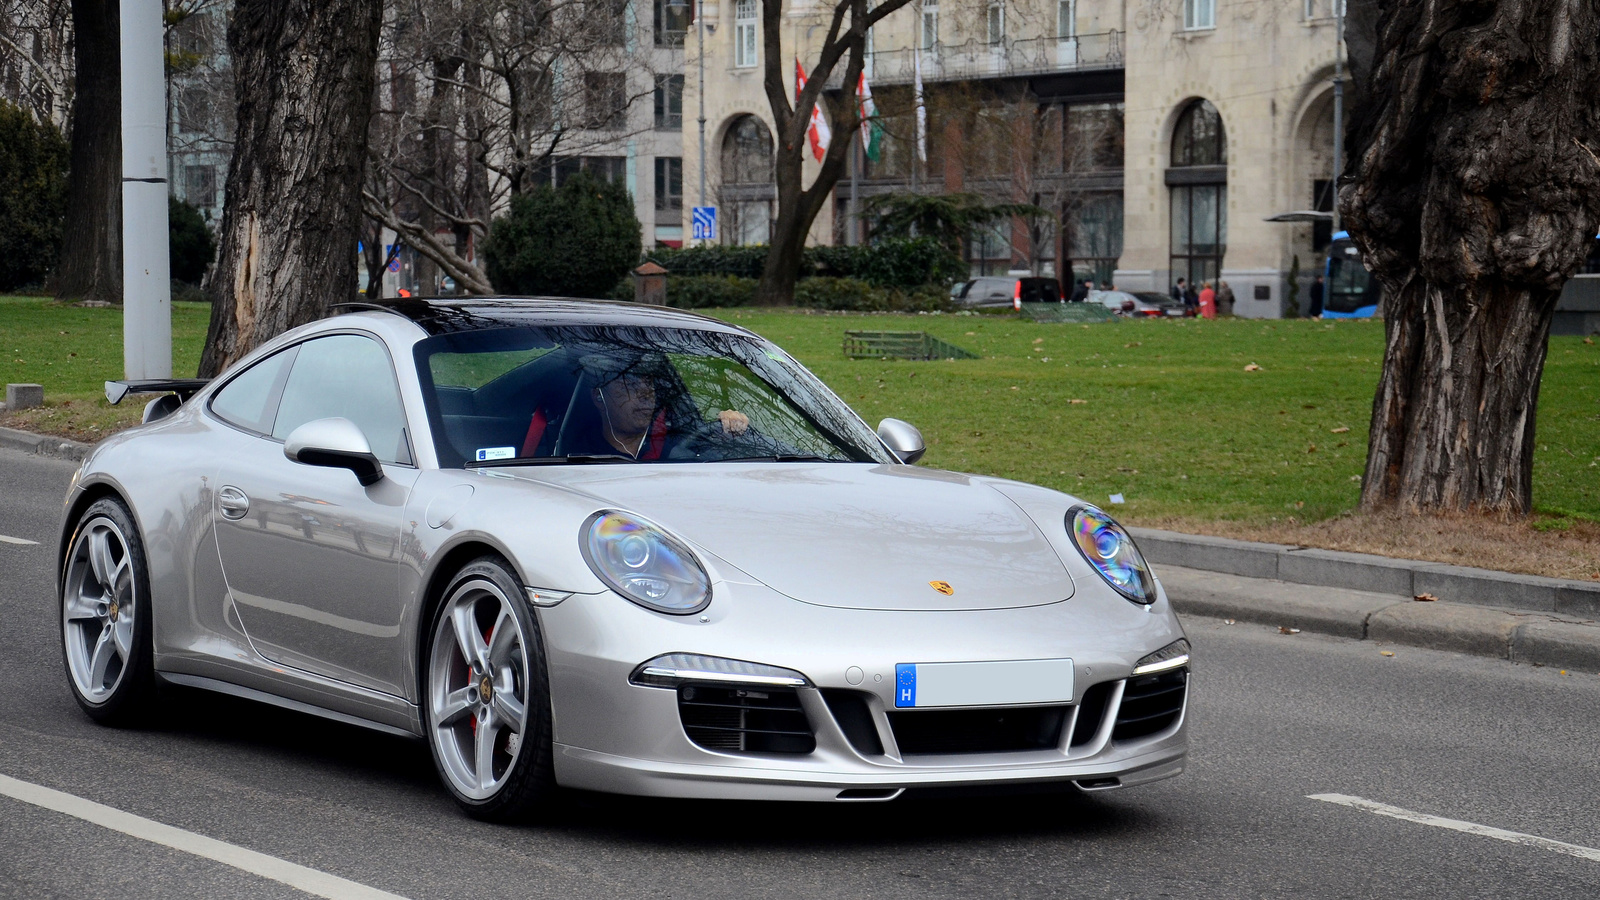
[475,446,516,462]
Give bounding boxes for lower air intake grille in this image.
[1113,667,1187,741]
[888,706,1067,755]
[1071,682,1115,748]
[678,683,815,754]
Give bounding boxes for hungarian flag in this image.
[856,71,883,162]
[795,59,831,161]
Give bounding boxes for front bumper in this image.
[537,579,1189,801]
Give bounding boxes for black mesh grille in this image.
[1113,668,1187,741]
[888,706,1067,755]
[822,690,884,756]
[678,683,815,754]
[1071,681,1115,748]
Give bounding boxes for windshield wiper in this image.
[718,454,847,463]
[467,454,634,468]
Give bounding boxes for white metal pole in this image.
[1332,1,1344,235]
[697,0,707,216]
[120,0,172,379]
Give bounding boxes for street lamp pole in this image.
[1331,0,1345,235]
[697,0,707,218]
[120,0,172,379]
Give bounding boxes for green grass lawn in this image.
[3,296,1596,525]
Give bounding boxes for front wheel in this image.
[424,556,556,821]
[61,497,157,724]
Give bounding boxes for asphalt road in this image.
[2,446,1598,899]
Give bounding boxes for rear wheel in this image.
[424,556,556,821]
[61,497,156,724]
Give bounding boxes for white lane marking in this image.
[0,534,39,545]
[1310,793,1600,864]
[0,773,411,899]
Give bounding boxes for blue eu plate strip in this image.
[894,663,917,708]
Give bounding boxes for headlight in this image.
[1133,639,1191,675]
[1068,505,1156,604]
[581,510,711,614]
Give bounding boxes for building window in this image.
[986,3,1004,44]
[184,164,217,208]
[655,157,683,210]
[1057,0,1075,38]
[1067,193,1123,288]
[734,0,758,68]
[1305,0,1345,19]
[719,114,774,246]
[597,0,628,46]
[1184,0,1214,30]
[654,0,688,46]
[1063,102,1123,172]
[540,156,628,187]
[920,2,938,50]
[583,72,627,130]
[1168,99,1227,290]
[654,75,684,129]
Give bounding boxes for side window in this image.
[272,334,413,465]
[209,346,296,434]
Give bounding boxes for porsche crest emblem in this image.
[928,581,954,596]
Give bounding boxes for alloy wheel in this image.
[62,516,138,702]
[427,577,532,801]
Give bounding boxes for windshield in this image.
[1327,238,1378,313]
[414,325,895,467]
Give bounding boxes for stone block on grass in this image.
[5,384,43,411]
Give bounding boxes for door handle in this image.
[218,485,250,520]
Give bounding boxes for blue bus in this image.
[1323,230,1379,318]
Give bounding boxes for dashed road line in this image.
[1310,793,1600,864]
[0,773,411,899]
[0,534,39,545]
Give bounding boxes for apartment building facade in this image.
[686,0,1349,316]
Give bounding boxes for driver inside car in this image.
[576,352,749,460]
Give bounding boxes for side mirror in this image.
[283,417,384,486]
[877,417,926,465]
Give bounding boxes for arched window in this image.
[719,115,775,245]
[1168,99,1227,291]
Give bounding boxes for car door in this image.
[211,332,420,697]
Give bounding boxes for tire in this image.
[60,497,157,724]
[423,555,557,822]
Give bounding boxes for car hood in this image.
[509,463,1075,611]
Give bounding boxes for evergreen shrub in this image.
[169,195,216,285]
[483,171,642,297]
[0,101,69,291]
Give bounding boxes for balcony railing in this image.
[862,30,1123,87]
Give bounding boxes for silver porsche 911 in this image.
[58,298,1189,821]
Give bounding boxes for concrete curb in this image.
[1159,564,1600,674]
[0,425,92,462]
[1131,526,1600,617]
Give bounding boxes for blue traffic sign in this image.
[691,206,717,241]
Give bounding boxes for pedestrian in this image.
[1184,280,1199,313]
[1198,281,1216,319]
[1171,277,1187,306]
[1216,280,1235,317]
[1070,278,1090,303]
[1309,274,1325,318]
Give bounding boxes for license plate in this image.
[893,659,1074,708]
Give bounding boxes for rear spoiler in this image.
[105,379,211,406]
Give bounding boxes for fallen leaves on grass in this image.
[1413,593,1439,602]
[1244,363,1263,372]
[1330,426,1351,434]
[1069,398,1088,404]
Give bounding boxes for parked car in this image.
[1091,290,1192,318]
[951,276,1062,308]
[64,298,1189,821]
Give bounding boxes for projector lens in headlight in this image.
[1069,505,1156,604]
[581,510,711,614]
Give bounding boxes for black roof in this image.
[338,297,754,337]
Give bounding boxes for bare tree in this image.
[361,0,665,295]
[199,0,384,376]
[757,0,916,305]
[0,0,73,129]
[1343,0,1600,515]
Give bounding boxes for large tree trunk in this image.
[1342,0,1600,515]
[199,0,383,377]
[53,0,121,305]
